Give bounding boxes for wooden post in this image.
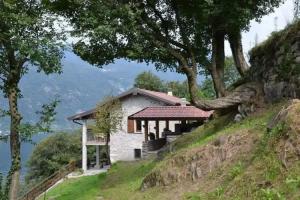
[95,145,100,169]
[166,120,169,130]
[144,120,149,142]
[155,120,159,139]
[82,120,87,173]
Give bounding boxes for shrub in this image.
[25,131,83,183]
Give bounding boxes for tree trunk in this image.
[228,31,249,76]
[211,30,226,97]
[182,64,262,112]
[7,83,22,200]
[184,66,200,105]
[106,133,111,165]
[193,82,262,111]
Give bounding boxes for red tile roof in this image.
[68,88,188,120]
[129,106,213,120]
[138,89,187,105]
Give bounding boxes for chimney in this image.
[167,91,173,96]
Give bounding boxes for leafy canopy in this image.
[0,0,65,82]
[134,71,165,91]
[93,96,123,135]
[0,0,65,137]
[26,132,81,183]
[50,0,210,73]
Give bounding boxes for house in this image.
[68,88,213,172]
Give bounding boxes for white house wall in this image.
[110,94,172,162]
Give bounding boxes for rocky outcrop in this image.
[193,21,300,112]
[141,131,259,190]
[249,21,300,102]
[268,99,300,169]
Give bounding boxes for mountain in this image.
[0,50,197,177]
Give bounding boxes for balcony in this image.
[86,129,108,145]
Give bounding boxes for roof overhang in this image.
[128,106,213,121]
[67,88,189,121]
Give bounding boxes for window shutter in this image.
[127,119,134,133]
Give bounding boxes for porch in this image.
[81,121,110,173]
[129,106,213,155]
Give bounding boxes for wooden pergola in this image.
[128,106,213,142]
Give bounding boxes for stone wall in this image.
[249,21,300,102]
[110,94,179,162]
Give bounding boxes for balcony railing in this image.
[87,129,108,145]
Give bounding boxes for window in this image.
[127,119,134,133]
[134,149,142,159]
[136,120,142,132]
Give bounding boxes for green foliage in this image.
[0,0,65,141]
[20,99,60,143]
[94,96,123,135]
[133,71,202,99]
[228,162,244,181]
[50,0,210,79]
[201,0,283,33]
[201,57,241,98]
[165,81,189,98]
[269,122,287,139]
[0,0,65,84]
[0,173,5,200]
[259,188,285,200]
[285,176,300,191]
[0,0,65,196]
[39,102,300,200]
[26,132,82,183]
[134,71,165,92]
[250,20,300,63]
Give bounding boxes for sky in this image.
[225,0,294,56]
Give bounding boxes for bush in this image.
[25,131,83,183]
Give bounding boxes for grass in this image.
[181,101,300,200]
[40,160,159,200]
[42,101,300,200]
[40,175,102,200]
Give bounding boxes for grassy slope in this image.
[43,102,300,200]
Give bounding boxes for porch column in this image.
[155,120,159,139]
[95,145,100,169]
[144,120,149,142]
[82,120,88,172]
[165,120,169,130]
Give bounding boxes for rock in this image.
[267,99,300,168]
[295,56,300,64]
[141,132,258,189]
[234,114,243,122]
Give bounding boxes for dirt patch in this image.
[141,130,260,190]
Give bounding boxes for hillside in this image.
[41,100,300,200]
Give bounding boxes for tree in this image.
[93,96,123,164]
[0,173,4,200]
[49,0,211,105]
[134,71,165,92]
[0,1,64,198]
[51,0,282,111]
[201,57,241,99]
[26,132,82,183]
[166,81,189,98]
[295,0,300,19]
[195,0,284,96]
